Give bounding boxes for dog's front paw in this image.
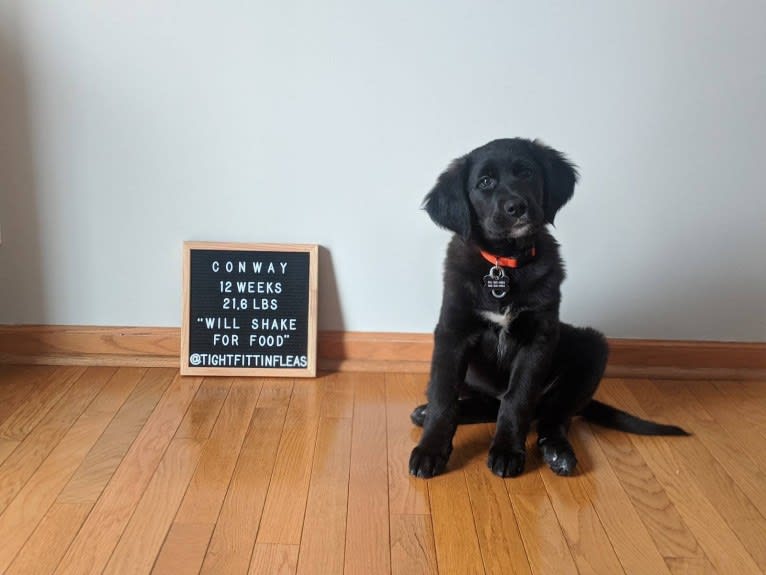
[488,445,526,477]
[409,444,451,478]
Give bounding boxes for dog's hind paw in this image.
[538,437,578,476]
[410,404,428,427]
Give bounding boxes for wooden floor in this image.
[0,367,765,574]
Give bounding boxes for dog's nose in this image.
[505,197,527,217]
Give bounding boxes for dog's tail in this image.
[580,399,689,436]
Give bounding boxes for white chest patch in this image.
[478,308,514,329]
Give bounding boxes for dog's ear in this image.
[530,140,579,225]
[422,155,472,239]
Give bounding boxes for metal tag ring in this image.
[489,265,505,279]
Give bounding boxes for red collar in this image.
[479,246,536,268]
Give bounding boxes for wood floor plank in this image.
[6,502,92,575]
[536,444,627,574]
[150,522,212,575]
[565,419,674,575]
[175,376,232,439]
[712,381,766,440]
[171,378,255,527]
[599,380,762,575]
[427,425,486,575]
[624,379,766,571]
[385,373,431,515]
[157,377,263,574]
[5,369,142,574]
[503,435,578,575]
[256,377,327,545]
[386,374,438,575]
[506,488,579,575]
[688,381,766,474]
[390,514,438,575]
[0,367,141,572]
[739,379,766,440]
[201,380,293,575]
[249,544,299,575]
[713,381,766,426]
[54,372,203,575]
[739,380,766,400]
[674,380,766,519]
[0,439,18,465]
[0,367,113,514]
[0,366,86,441]
[58,367,168,504]
[463,424,531,575]
[103,438,203,575]
[0,366,56,427]
[344,373,390,575]
[295,413,353,575]
[590,419,713,574]
[321,372,355,418]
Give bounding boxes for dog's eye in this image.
[513,164,533,180]
[477,176,495,190]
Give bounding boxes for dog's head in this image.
[422,139,578,246]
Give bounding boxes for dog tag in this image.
[483,266,509,299]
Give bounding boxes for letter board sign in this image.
[181,242,318,377]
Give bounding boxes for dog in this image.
[409,138,687,479]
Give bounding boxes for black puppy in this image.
[409,138,686,479]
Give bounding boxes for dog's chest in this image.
[478,307,517,330]
[475,305,523,364]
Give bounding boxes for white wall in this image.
[1,1,764,341]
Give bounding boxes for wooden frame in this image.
[181,241,318,377]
